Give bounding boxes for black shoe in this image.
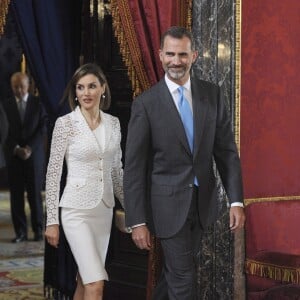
[33,232,43,241]
[11,234,28,243]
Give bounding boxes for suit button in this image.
[189,184,193,188]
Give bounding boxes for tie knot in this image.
[178,86,184,95]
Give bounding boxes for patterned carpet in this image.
[0,191,45,299]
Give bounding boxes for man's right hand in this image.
[15,147,31,160]
[131,225,151,250]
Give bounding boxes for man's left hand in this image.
[24,145,32,159]
[229,206,245,231]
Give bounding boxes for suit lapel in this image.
[158,79,192,156]
[192,79,208,159]
[101,112,112,153]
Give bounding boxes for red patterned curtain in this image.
[111,1,192,298]
[111,0,192,96]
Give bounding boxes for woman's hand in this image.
[45,224,60,248]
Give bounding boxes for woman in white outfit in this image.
[45,63,124,300]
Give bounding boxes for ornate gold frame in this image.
[245,195,300,206]
[235,0,241,152]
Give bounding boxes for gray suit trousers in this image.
[152,186,202,300]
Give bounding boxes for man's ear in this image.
[159,49,163,62]
[192,50,199,63]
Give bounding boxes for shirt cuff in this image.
[127,223,146,233]
[131,223,146,228]
[230,202,244,208]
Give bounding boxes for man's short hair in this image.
[160,26,195,50]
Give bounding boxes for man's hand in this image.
[15,146,32,160]
[15,147,27,160]
[229,206,245,231]
[45,224,59,248]
[131,225,151,250]
[24,145,32,159]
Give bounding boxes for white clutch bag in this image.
[114,209,131,233]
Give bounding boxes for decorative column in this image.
[192,0,245,299]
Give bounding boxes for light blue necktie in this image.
[178,86,193,152]
[178,86,198,186]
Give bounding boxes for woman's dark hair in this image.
[160,26,195,51]
[62,63,111,111]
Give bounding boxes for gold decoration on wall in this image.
[21,54,26,73]
[0,0,10,38]
[235,0,242,151]
[180,0,192,30]
[246,258,300,284]
[245,195,300,206]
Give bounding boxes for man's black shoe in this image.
[11,235,28,243]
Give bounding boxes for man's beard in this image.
[166,66,187,80]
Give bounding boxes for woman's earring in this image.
[102,94,105,99]
[75,97,78,102]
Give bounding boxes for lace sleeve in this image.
[111,118,124,208]
[45,117,69,226]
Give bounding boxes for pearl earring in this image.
[102,94,105,99]
[75,97,78,102]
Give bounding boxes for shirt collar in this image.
[164,74,191,94]
[15,93,29,103]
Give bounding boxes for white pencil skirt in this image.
[61,200,113,284]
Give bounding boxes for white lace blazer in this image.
[46,106,124,226]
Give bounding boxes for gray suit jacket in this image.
[124,77,243,238]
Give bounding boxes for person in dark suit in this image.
[3,72,47,243]
[124,26,245,300]
[0,102,8,169]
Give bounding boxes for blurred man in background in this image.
[3,72,47,243]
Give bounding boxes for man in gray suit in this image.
[124,26,245,300]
